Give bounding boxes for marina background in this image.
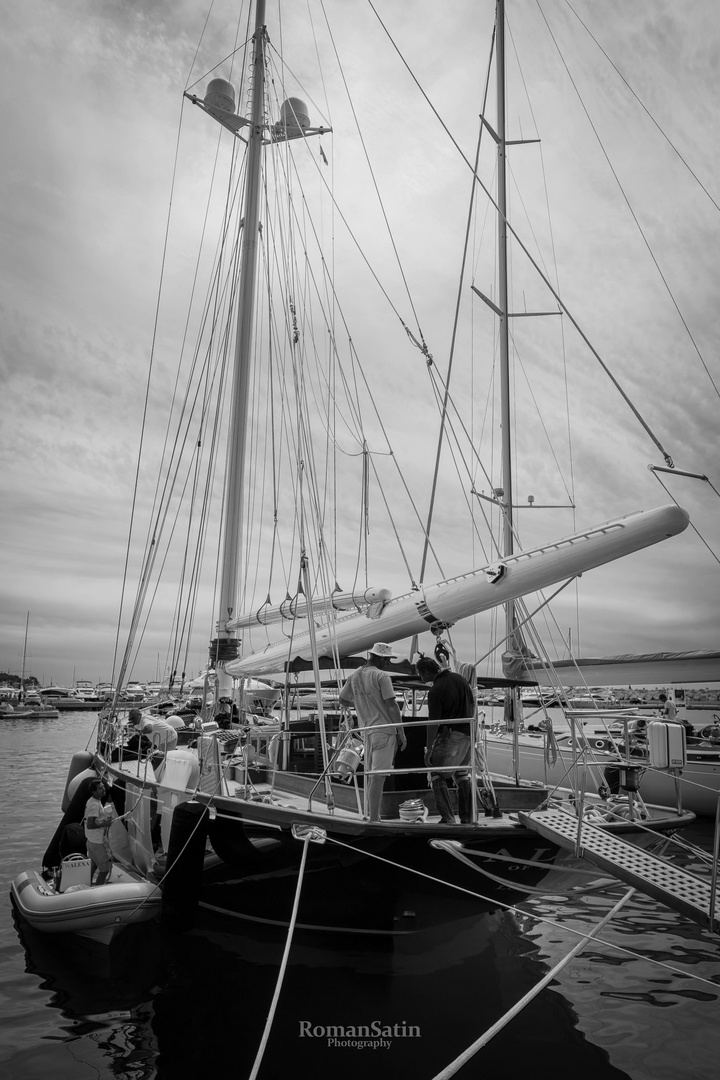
[2,709,719,1080]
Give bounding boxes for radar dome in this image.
[280,97,310,132]
[205,79,236,114]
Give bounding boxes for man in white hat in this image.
[339,643,406,821]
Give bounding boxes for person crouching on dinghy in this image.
[83,779,113,886]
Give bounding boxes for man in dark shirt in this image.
[416,656,475,824]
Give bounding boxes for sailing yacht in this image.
[56,0,718,932]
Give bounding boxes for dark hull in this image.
[197,823,561,933]
[99,754,694,935]
[186,786,692,934]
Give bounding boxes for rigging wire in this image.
[418,23,497,588]
[537,0,720,403]
[506,18,579,524]
[110,93,194,692]
[650,469,720,566]
[115,87,250,686]
[366,0,676,469]
[315,0,429,350]
[564,0,720,221]
[324,833,720,986]
[247,80,431,604]
[263,32,431,359]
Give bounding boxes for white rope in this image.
[432,840,614,896]
[323,834,720,986]
[430,888,636,1079]
[249,833,311,1080]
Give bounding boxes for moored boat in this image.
[0,687,59,720]
[484,709,720,817]
[69,0,718,936]
[73,680,102,702]
[1,703,60,720]
[10,864,161,945]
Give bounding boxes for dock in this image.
[519,807,718,932]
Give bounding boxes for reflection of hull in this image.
[133,907,635,1080]
[12,911,163,1021]
[484,732,720,816]
[147,869,719,1080]
[229,504,689,676]
[10,866,161,944]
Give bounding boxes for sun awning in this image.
[280,654,533,688]
[525,650,720,686]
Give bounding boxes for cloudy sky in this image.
[1,0,718,687]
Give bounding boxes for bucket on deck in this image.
[333,739,364,778]
[398,799,428,823]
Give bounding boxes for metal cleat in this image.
[292,823,327,844]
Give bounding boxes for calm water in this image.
[1,712,719,1079]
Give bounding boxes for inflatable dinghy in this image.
[11,860,160,945]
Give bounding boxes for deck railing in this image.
[302,714,495,821]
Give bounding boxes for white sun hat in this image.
[368,642,398,659]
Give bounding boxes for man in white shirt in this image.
[339,643,406,821]
[128,708,179,752]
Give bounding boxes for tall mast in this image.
[213,0,267,693]
[496,0,523,770]
[496,0,515,646]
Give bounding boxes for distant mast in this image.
[20,611,29,701]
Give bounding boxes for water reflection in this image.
[5,716,720,1079]
[11,900,639,1080]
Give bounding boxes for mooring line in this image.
[249,833,311,1080]
[430,889,637,1079]
[323,834,720,987]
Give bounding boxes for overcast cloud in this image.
[1,0,718,686]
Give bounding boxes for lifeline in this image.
[299,1021,421,1038]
